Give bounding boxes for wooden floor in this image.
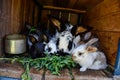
[0,62,115,80]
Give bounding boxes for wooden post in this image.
[68,13,71,22]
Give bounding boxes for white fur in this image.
[73,35,81,48]
[72,39,107,72]
[45,40,57,54]
[44,32,59,54]
[58,31,73,53]
[65,24,73,31]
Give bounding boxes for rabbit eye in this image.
[78,52,82,56]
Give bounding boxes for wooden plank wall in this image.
[0,0,40,56]
[83,0,120,66]
[40,10,78,26]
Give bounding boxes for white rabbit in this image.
[72,38,108,72]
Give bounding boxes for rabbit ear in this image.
[28,34,38,44]
[86,38,98,46]
[48,15,61,31]
[51,18,61,30]
[73,35,81,47]
[86,46,98,53]
[83,32,92,41]
[76,26,88,35]
[71,26,88,36]
[43,34,48,42]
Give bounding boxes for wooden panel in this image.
[84,0,120,20]
[70,14,78,25]
[84,12,120,32]
[68,0,77,8]
[34,6,39,26]
[11,0,22,33]
[74,0,102,9]
[0,0,39,38]
[83,0,120,65]
[0,0,12,55]
[0,0,12,38]
[53,0,69,8]
[41,10,49,24]
[92,31,120,65]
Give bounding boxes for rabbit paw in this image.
[79,67,87,72]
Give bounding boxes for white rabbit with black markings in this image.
[47,15,93,55]
[44,39,57,54]
[44,30,59,54]
[57,30,74,54]
[72,38,108,72]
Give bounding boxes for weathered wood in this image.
[68,0,104,10]
[92,31,120,66]
[68,0,77,8]
[0,62,112,80]
[83,0,120,66]
[43,5,86,13]
[84,0,120,20]
[38,0,103,10]
[84,12,120,32]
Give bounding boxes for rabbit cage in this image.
[0,0,120,80]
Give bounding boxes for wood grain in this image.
[83,0,120,65]
[92,31,119,65]
[0,0,40,54]
[43,5,86,13]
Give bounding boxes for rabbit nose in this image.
[72,54,76,60]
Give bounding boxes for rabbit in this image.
[56,30,74,54]
[23,23,43,50]
[47,15,74,55]
[44,31,59,54]
[48,15,93,55]
[72,38,108,72]
[30,42,46,58]
[24,23,52,58]
[73,31,99,48]
[48,15,74,33]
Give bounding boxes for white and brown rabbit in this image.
[72,38,108,71]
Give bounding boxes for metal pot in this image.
[5,34,26,54]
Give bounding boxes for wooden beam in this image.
[43,5,86,14]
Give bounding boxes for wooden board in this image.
[0,62,112,80]
[83,0,120,66]
[84,12,120,32]
[92,31,120,65]
[84,0,120,20]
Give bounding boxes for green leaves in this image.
[29,26,36,34]
[0,55,76,80]
[30,55,76,75]
[21,63,31,80]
